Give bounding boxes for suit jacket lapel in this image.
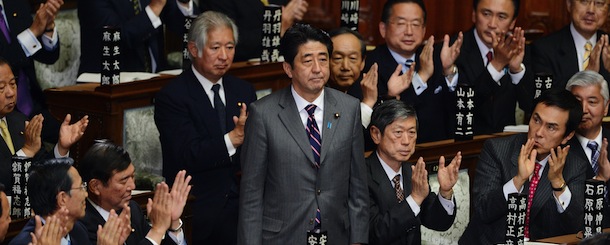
[277,87,316,165]
[370,152,399,208]
[223,77,240,131]
[559,27,579,80]
[463,29,486,85]
[530,164,552,220]
[185,69,224,135]
[402,162,413,197]
[320,88,338,163]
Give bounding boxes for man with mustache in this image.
[533,0,610,90]
[460,89,587,244]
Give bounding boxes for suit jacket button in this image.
[317,189,321,195]
[309,219,314,225]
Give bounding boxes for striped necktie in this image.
[306,104,321,168]
[393,174,404,203]
[583,41,593,70]
[0,119,14,154]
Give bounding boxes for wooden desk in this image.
[536,228,610,244]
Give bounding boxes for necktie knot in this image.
[486,51,493,64]
[588,141,599,152]
[306,104,317,116]
[585,41,593,52]
[392,174,400,186]
[211,84,221,93]
[405,59,414,69]
[533,162,542,176]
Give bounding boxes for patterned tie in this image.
[583,41,593,70]
[132,0,141,15]
[211,84,226,133]
[314,208,321,230]
[486,50,493,66]
[524,163,542,239]
[0,5,10,43]
[0,119,14,154]
[392,174,404,203]
[405,59,414,70]
[588,141,600,175]
[306,104,321,168]
[261,0,269,6]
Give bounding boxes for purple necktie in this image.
[0,5,33,116]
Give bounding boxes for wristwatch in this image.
[551,181,567,192]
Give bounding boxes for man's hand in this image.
[596,138,610,182]
[29,207,68,245]
[149,0,167,16]
[29,4,51,37]
[417,35,435,83]
[169,170,192,231]
[441,32,463,75]
[117,203,132,244]
[42,0,64,38]
[411,157,430,205]
[513,138,537,190]
[598,35,610,73]
[490,29,523,72]
[97,209,127,245]
[57,114,89,156]
[548,145,570,195]
[437,151,462,200]
[229,103,248,147]
[146,182,172,244]
[281,0,309,36]
[22,114,44,157]
[387,63,415,98]
[360,63,378,108]
[508,27,525,73]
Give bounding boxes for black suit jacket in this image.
[568,128,610,228]
[0,1,59,115]
[80,200,176,245]
[453,28,534,135]
[199,0,288,62]
[366,152,455,245]
[532,25,610,91]
[154,68,256,241]
[459,134,587,244]
[77,0,193,73]
[0,111,51,196]
[364,44,454,143]
[9,217,90,245]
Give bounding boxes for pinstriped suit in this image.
[459,133,587,244]
[238,86,369,245]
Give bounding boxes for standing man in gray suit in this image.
[237,23,369,245]
[460,89,587,244]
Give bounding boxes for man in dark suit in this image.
[77,141,192,245]
[77,0,195,73]
[10,158,92,245]
[0,59,89,195]
[566,70,610,227]
[200,0,308,62]
[532,0,610,90]
[447,0,533,135]
[1,0,64,142]
[154,11,256,245]
[366,100,461,245]
[365,0,462,143]
[459,89,587,244]
[237,23,369,245]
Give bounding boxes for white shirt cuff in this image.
[41,30,58,50]
[445,73,459,92]
[145,237,160,245]
[412,72,427,95]
[53,144,69,158]
[224,133,236,156]
[509,65,526,85]
[503,179,524,200]
[167,229,186,245]
[437,194,455,215]
[406,195,421,216]
[360,102,372,128]
[486,64,505,85]
[145,6,163,28]
[17,29,42,57]
[554,186,571,212]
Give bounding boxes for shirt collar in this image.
[87,198,110,221]
[191,65,224,93]
[473,28,492,64]
[290,85,324,113]
[570,23,597,48]
[387,46,415,68]
[376,152,402,183]
[576,127,603,150]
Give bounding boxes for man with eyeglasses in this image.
[444,0,533,135]
[0,58,89,196]
[533,0,610,91]
[9,157,131,245]
[363,0,462,143]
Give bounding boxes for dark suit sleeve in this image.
[237,102,268,245]
[419,193,456,231]
[369,196,421,244]
[348,102,369,243]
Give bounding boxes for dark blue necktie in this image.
[212,84,226,133]
[306,104,321,168]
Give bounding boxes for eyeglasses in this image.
[388,19,424,32]
[70,182,87,192]
[577,0,608,8]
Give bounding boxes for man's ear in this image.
[283,62,293,78]
[187,41,199,58]
[89,179,103,196]
[370,125,382,145]
[561,131,576,145]
[56,191,68,207]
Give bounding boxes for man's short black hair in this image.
[473,0,520,19]
[370,99,418,135]
[328,27,367,58]
[280,23,333,67]
[532,89,583,138]
[381,0,427,24]
[28,158,74,217]
[78,140,132,185]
